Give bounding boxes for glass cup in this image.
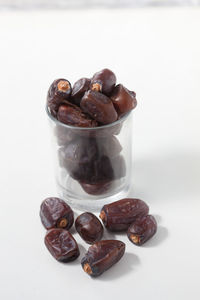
[46,105,133,211]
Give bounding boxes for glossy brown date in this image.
[40,197,74,230]
[75,212,103,244]
[81,90,118,125]
[71,78,91,106]
[45,229,80,262]
[57,104,98,127]
[47,78,72,116]
[90,69,116,95]
[81,240,125,277]
[79,181,112,195]
[111,84,137,117]
[127,215,157,245]
[99,198,149,231]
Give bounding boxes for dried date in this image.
[99,198,149,231]
[40,197,74,230]
[96,135,122,158]
[79,181,112,195]
[90,69,116,95]
[57,104,98,127]
[45,229,79,262]
[127,215,157,245]
[71,78,91,106]
[54,124,75,146]
[81,240,125,277]
[110,84,137,117]
[47,78,72,116]
[81,90,118,125]
[75,212,103,244]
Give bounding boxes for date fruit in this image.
[75,212,103,244]
[99,198,149,231]
[40,197,74,230]
[110,84,137,116]
[97,135,122,158]
[71,78,91,106]
[57,104,98,127]
[81,240,125,277]
[127,215,157,245]
[90,69,116,95]
[81,90,118,124]
[47,78,72,116]
[54,124,75,146]
[79,181,112,195]
[45,229,80,262]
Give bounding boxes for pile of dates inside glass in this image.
[47,69,137,195]
[40,197,157,277]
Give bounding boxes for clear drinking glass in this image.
[46,105,133,211]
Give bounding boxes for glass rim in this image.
[45,104,133,131]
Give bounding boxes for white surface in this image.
[0,7,200,300]
[1,0,200,10]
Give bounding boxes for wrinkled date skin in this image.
[58,137,125,185]
[75,212,103,244]
[99,198,149,231]
[127,215,157,246]
[81,90,118,125]
[81,240,125,277]
[90,69,116,96]
[71,78,91,106]
[111,84,137,117]
[47,78,72,116]
[79,181,112,195]
[58,137,98,182]
[40,197,74,230]
[45,229,80,262]
[57,104,98,127]
[59,151,114,184]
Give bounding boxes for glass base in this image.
[56,176,130,211]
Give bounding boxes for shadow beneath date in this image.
[66,244,87,266]
[95,252,140,281]
[143,225,168,248]
[103,229,116,240]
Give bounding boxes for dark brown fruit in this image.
[57,104,98,127]
[90,69,116,95]
[99,198,149,231]
[75,212,103,244]
[54,124,75,146]
[58,137,98,182]
[40,197,74,230]
[110,84,137,117]
[71,78,91,106]
[47,79,72,116]
[81,90,118,125]
[79,181,112,195]
[96,135,122,158]
[127,215,157,246]
[45,229,80,262]
[81,240,125,277]
[58,136,123,184]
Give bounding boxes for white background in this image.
[0,7,200,300]
[0,0,200,9]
